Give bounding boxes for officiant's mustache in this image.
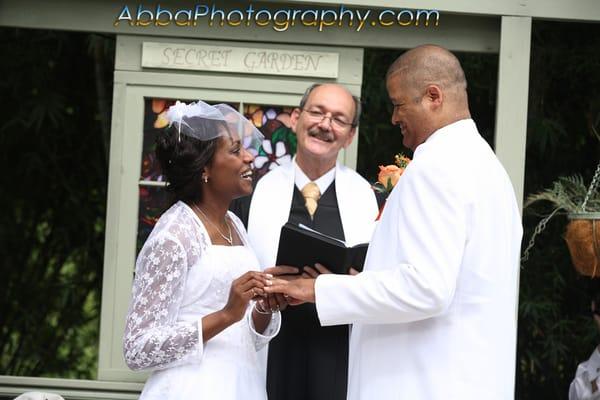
[307,128,334,143]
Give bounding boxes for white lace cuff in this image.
[246,306,281,351]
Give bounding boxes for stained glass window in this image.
[244,104,297,181]
[137,98,177,253]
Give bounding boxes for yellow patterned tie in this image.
[301,182,321,219]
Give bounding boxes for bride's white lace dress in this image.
[123,201,280,400]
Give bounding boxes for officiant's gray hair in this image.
[299,83,362,127]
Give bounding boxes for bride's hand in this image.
[222,271,268,322]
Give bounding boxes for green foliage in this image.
[0,29,113,378]
[356,48,407,180]
[525,174,600,213]
[517,20,600,400]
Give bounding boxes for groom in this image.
[266,45,523,400]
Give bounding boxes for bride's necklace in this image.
[192,204,233,245]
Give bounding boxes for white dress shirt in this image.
[570,347,600,400]
[293,158,335,193]
[315,119,523,400]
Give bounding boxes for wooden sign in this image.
[141,42,339,78]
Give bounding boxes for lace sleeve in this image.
[247,307,281,351]
[123,234,203,371]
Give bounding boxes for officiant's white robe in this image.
[247,160,379,387]
[247,161,379,269]
[315,119,523,400]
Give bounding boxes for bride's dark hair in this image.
[155,118,226,203]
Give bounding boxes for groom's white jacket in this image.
[315,119,523,400]
[247,161,379,269]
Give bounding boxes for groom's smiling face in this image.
[386,72,434,152]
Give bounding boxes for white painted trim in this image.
[493,17,531,374]
[494,16,532,212]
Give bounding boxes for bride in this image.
[123,101,281,399]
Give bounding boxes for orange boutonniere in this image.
[373,154,411,193]
[373,154,411,220]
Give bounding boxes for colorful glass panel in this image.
[243,104,296,181]
[137,98,177,253]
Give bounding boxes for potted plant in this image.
[523,162,600,277]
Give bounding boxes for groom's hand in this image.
[265,277,316,304]
[262,266,303,307]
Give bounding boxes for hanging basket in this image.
[522,160,600,273]
[565,212,600,278]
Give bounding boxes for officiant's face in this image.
[291,84,356,163]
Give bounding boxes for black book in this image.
[275,222,369,274]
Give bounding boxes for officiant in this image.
[231,83,379,400]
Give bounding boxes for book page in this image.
[297,223,347,246]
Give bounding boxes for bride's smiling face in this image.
[204,131,255,200]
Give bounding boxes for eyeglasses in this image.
[301,109,355,131]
